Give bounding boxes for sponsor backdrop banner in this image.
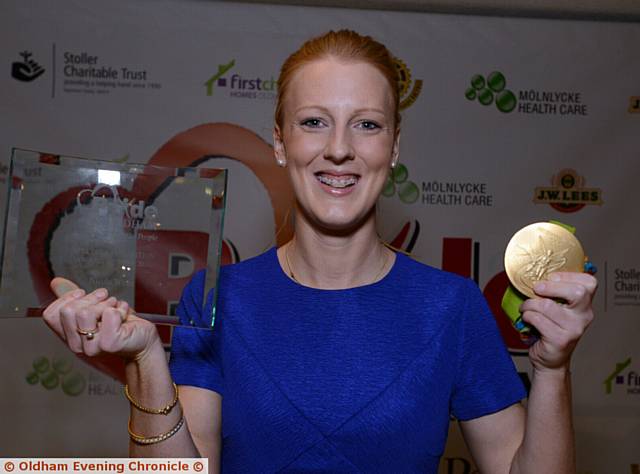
[1,1,638,472]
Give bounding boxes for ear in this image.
[390,128,401,168]
[273,125,287,167]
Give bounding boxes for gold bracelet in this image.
[128,415,185,445]
[124,382,179,415]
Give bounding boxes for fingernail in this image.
[94,288,107,298]
[549,273,561,281]
[534,282,546,292]
[57,281,77,294]
[72,289,85,298]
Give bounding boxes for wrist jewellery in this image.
[502,220,597,345]
[124,382,182,445]
[124,381,179,415]
[128,414,185,445]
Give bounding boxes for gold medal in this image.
[504,222,584,298]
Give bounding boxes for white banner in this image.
[0,1,638,472]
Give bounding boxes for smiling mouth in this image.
[315,172,360,189]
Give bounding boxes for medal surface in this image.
[504,222,584,298]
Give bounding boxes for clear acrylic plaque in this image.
[0,149,227,329]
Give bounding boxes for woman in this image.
[44,30,597,473]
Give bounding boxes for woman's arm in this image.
[460,271,597,473]
[43,279,221,469]
[460,370,573,474]
[126,338,221,470]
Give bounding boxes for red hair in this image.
[275,30,400,129]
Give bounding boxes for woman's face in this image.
[274,57,399,233]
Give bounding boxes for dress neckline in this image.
[270,246,401,293]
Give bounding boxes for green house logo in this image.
[603,357,632,394]
[465,71,517,113]
[204,60,235,96]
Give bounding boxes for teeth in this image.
[316,174,358,188]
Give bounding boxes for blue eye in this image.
[359,121,380,130]
[300,118,323,128]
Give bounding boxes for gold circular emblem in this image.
[504,222,584,298]
[393,57,412,98]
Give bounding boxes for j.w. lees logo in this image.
[76,183,159,229]
[533,169,602,213]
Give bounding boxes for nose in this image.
[323,126,354,163]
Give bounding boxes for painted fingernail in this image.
[71,289,85,298]
[534,282,546,292]
[94,288,107,298]
[549,273,561,281]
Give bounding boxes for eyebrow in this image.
[293,105,387,116]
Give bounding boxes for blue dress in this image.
[169,248,526,473]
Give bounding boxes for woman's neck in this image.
[277,211,395,290]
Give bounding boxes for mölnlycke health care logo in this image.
[382,164,419,204]
[465,71,588,116]
[26,356,86,396]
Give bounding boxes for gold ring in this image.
[77,326,99,340]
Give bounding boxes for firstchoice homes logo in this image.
[11,50,45,82]
[204,56,423,107]
[465,70,588,116]
[603,357,639,395]
[204,59,277,100]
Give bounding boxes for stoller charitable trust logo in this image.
[464,70,588,116]
[603,357,639,395]
[533,168,602,213]
[204,59,277,100]
[11,50,45,82]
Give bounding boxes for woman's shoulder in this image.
[392,252,479,304]
[395,252,472,286]
[219,247,278,281]
[182,247,277,295]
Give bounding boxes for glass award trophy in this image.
[0,148,227,329]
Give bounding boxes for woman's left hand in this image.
[520,272,598,372]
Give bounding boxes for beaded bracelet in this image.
[124,382,179,415]
[128,415,185,445]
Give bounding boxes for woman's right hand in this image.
[43,277,161,363]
